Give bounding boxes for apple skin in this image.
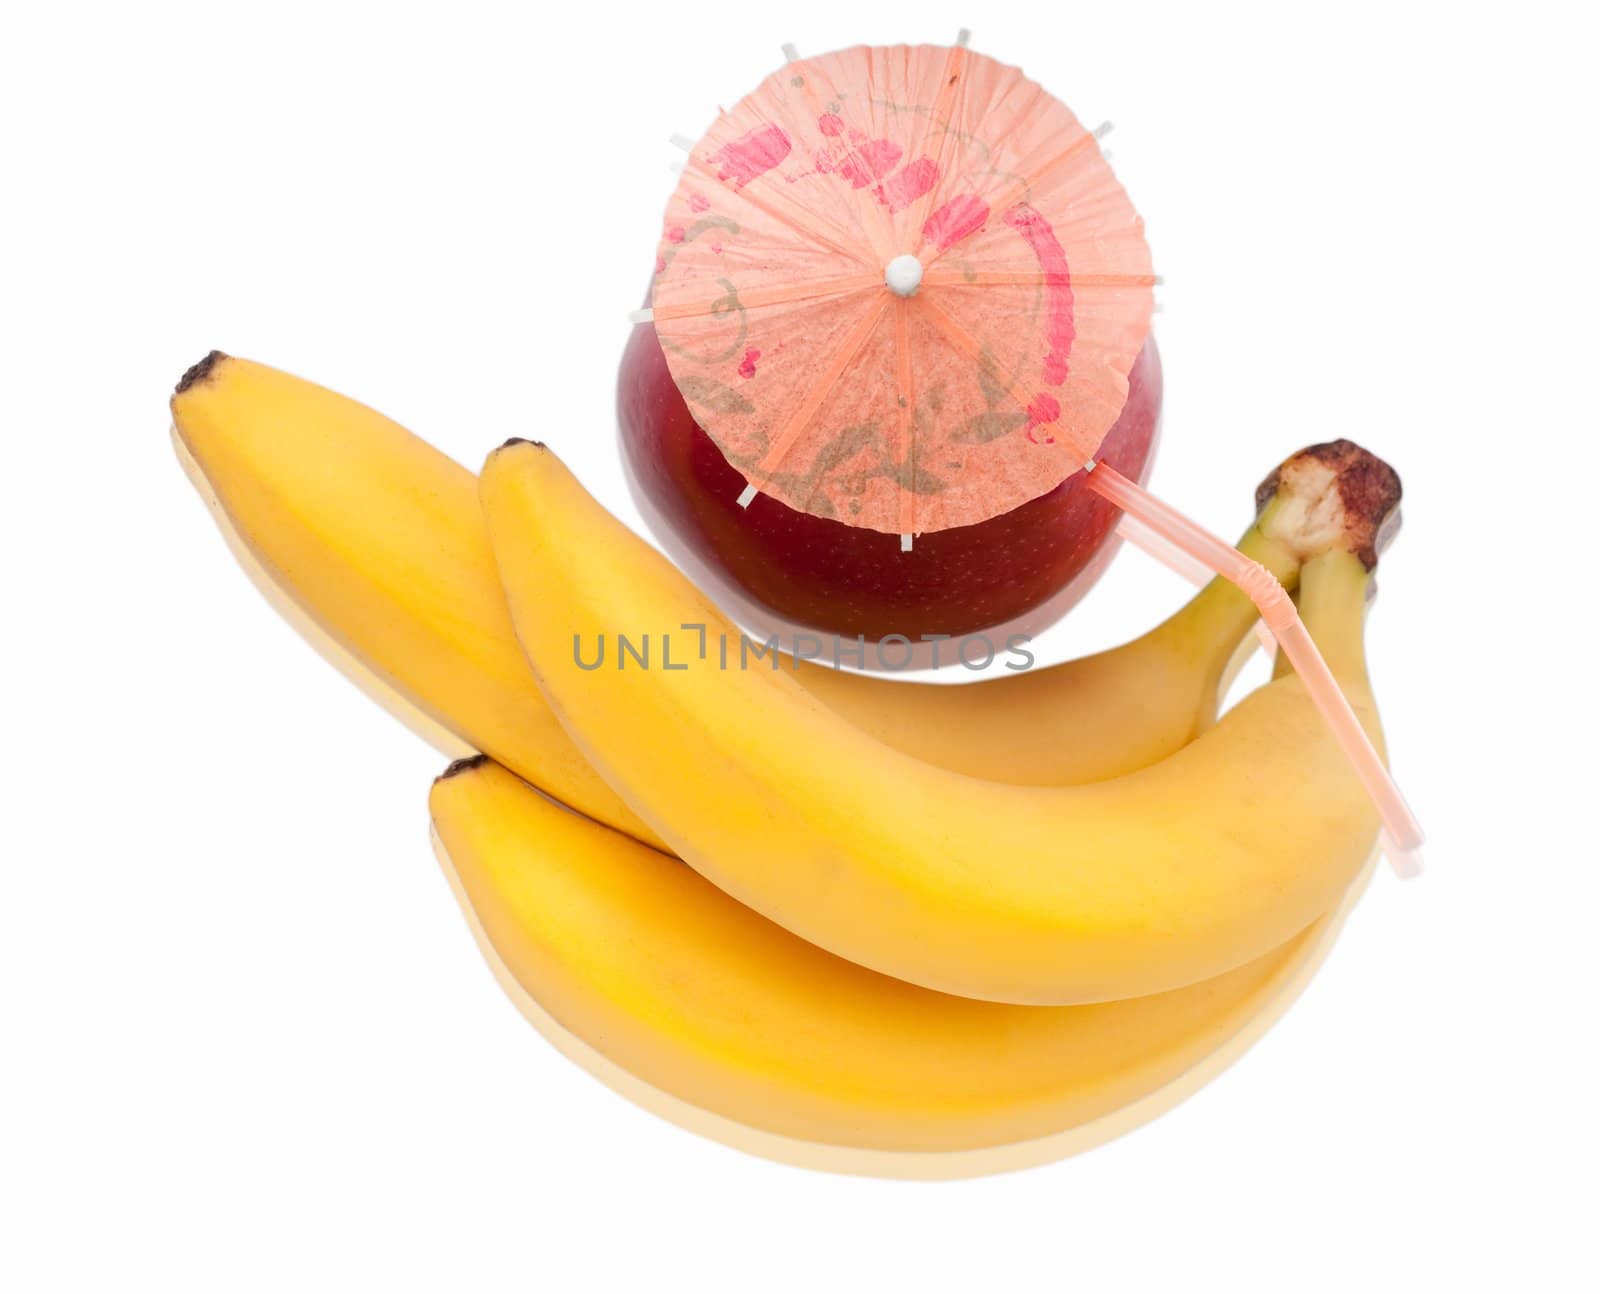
[617,322,1162,643]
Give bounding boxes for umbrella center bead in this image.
[884,254,924,298]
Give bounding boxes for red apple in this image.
[618,321,1162,645]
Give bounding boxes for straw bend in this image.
[1085,459,1423,875]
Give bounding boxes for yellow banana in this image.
[480,442,1399,1005]
[171,352,1303,807]
[169,351,665,850]
[172,354,1392,1166]
[794,559,1280,784]
[430,756,1373,1177]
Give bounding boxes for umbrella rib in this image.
[652,273,882,323]
[755,291,892,478]
[685,155,876,268]
[911,42,971,249]
[892,299,917,537]
[915,71,1049,258]
[982,127,1103,217]
[922,270,1160,290]
[915,294,1038,422]
[921,128,1103,272]
[787,59,898,265]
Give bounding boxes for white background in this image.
[4,2,1597,1289]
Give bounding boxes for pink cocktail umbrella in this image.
[640,36,1422,872]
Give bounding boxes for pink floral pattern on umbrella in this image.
[651,42,1155,535]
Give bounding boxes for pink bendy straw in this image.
[1087,460,1424,877]
[1116,511,1279,656]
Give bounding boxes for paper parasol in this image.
[649,40,1154,537]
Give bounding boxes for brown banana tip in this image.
[1255,438,1403,571]
[499,437,545,450]
[174,350,227,396]
[437,754,489,782]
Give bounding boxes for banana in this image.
[171,352,1304,804]
[430,756,1373,1177]
[793,552,1283,784]
[169,351,666,851]
[480,441,1399,1005]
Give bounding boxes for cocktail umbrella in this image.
[640,36,1422,870]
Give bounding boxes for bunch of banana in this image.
[480,441,1393,1005]
[172,353,1402,1175]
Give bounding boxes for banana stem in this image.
[1294,551,1372,684]
[1277,551,1422,875]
